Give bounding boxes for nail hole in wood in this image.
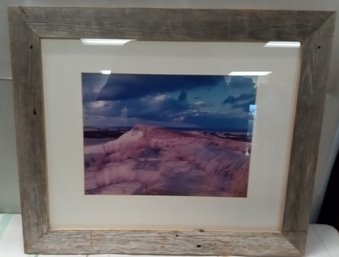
[30,45,33,49]
[33,109,37,116]
[196,244,202,248]
[175,234,179,237]
[317,45,321,49]
[199,229,205,232]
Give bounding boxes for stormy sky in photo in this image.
[82,73,257,132]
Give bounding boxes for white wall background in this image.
[0,0,338,222]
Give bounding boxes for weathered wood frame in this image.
[8,7,335,256]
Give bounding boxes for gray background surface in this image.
[0,1,338,223]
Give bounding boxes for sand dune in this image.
[84,124,250,197]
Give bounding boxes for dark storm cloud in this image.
[233,99,256,111]
[82,73,110,102]
[233,99,254,109]
[178,91,187,102]
[91,74,226,101]
[82,73,257,132]
[183,112,250,131]
[136,97,190,121]
[82,73,103,87]
[227,76,255,88]
[84,95,190,122]
[222,93,255,105]
[222,77,256,113]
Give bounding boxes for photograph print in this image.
[82,73,257,197]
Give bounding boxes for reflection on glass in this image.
[80,38,135,46]
[246,104,257,156]
[264,41,300,48]
[229,71,272,76]
[100,70,111,75]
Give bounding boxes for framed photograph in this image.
[8,7,335,256]
[82,72,256,197]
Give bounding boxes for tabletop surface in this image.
[0,214,338,257]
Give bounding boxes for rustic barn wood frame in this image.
[8,7,335,256]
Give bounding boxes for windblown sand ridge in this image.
[84,124,250,197]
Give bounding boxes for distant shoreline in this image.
[84,125,252,142]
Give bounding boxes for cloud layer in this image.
[82,73,257,132]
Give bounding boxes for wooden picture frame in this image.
[8,7,335,256]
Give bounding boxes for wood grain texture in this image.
[282,13,336,254]
[7,7,49,251]
[16,7,333,41]
[7,6,335,256]
[31,229,299,256]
